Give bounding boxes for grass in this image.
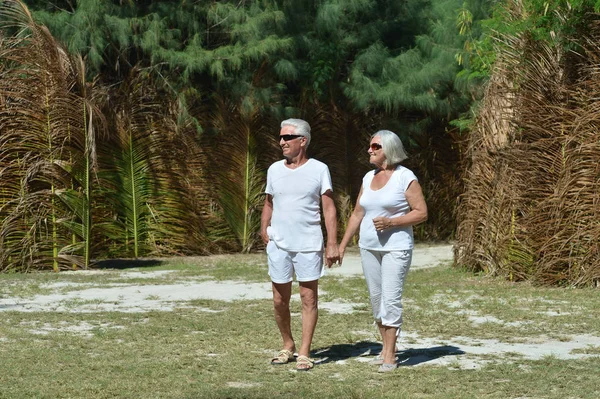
[0,251,599,398]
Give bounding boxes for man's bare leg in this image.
[298,279,319,359]
[272,282,295,352]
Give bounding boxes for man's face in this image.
[279,125,305,158]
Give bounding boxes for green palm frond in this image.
[205,97,279,252]
[101,112,156,258]
[97,69,189,258]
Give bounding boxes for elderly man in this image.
[260,118,340,371]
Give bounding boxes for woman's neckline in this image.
[369,166,399,191]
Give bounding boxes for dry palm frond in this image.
[404,124,465,241]
[95,69,191,258]
[302,100,376,243]
[201,95,279,253]
[457,1,600,286]
[0,0,95,271]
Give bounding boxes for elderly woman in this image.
[339,130,428,372]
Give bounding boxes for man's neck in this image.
[284,154,308,169]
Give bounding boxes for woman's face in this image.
[368,136,385,167]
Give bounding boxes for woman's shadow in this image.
[312,341,465,366]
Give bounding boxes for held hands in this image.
[338,246,346,266]
[325,242,341,268]
[373,217,392,232]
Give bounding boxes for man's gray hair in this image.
[372,130,408,167]
[281,118,311,147]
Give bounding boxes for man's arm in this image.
[260,194,273,244]
[321,190,340,267]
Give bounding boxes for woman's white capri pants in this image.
[360,249,412,330]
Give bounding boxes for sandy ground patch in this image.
[21,320,125,337]
[0,243,453,313]
[392,332,600,369]
[0,280,275,313]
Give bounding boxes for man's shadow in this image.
[312,341,465,366]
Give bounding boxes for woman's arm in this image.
[339,187,365,264]
[372,180,428,231]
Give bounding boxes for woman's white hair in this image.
[372,130,408,167]
[281,118,311,147]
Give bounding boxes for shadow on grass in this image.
[313,341,465,366]
[92,259,164,270]
[397,345,465,366]
[313,341,381,363]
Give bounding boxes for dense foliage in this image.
[22,0,489,124]
[456,0,600,286]
[0,0,491,271]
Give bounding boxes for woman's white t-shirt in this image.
[265,159,333,252]
[358,165,417,251]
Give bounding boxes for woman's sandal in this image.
[369,355,384,365]
[271,349,295,365]
[295,355,314,371]
[370,354,399,365]
[371,346,401,365]
[378,363,397,373]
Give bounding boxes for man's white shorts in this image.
[266,240,324,284]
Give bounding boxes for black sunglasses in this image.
[280,134,303,141]
[370,143,382,151]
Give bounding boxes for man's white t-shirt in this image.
[265,159,333,252]
[358,165,417,251]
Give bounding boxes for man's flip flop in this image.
[295,355,314,371]
[271,349,295,365]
